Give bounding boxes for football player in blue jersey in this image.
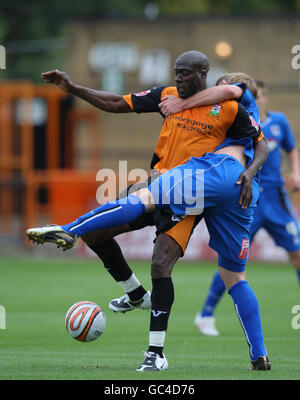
[192,79,300,337]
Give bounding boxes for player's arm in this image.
[287,148,300,191]
[41,70,131,113]
[237,137,269,207]
[279,114,300,191]
[227,103,269,207]
[158,85,243,116]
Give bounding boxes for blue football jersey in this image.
[259,112,295,188]
[215,84,261,169]
[233,83,260,124]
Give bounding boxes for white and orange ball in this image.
[65,301,106,342]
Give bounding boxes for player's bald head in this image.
[174,50,209,98]
[175,51,210,73]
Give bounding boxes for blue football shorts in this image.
[250,186,300,252]
[149,153,259,272]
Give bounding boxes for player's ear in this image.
[198,70,208,86]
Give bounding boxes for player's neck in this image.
[259,109,268,122]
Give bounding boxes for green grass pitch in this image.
[0,256,299,380]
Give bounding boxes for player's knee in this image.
[133,188,155,211]
[81,230,112,248]
[151,258,172,278]
[219,266,246,291]
[289,250,300,269]
[151,234,181,278]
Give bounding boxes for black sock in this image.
[150,277,174,332]
[148,346,163,357]
[89,239,147,301]
[89,239,133,281]
[128,286,147,302]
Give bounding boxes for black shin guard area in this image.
[90,239,132,282]
[150,277,174,332]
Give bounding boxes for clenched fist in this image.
[41,70,74,92]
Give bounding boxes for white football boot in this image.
[26,225,77,250]
[193,313,220,336]
[109,291,151,313]
[136,351,168,372]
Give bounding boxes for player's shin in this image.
[89,239,133,281]
[148,277,174,357]
[228,280,267,361]
[89,240,148,301]
[201,270,226,317]
[62,195,146,237]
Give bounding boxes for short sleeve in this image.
[123,86,167,114]
[233,83,260,124]
[227,102,263,142]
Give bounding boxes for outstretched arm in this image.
[41,70,132,113]
[159,85,243,116]
[237,137,269,208]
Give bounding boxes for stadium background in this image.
[1,1,300,262]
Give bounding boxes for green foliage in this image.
[204,0,298,14]
[0,0,298,81]
[157,0,210,15]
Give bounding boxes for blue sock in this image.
[201,271,226,317]
[229,280,267,361]
[296,270,300,285]
[62,195,146,237]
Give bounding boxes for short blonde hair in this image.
[216,72,258,99]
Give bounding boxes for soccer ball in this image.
[65,301,106,342]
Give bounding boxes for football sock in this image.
[62,195,146,237]
[201,271,226,317]
[229,280,267,361]
[148,331,166,357]
[117,273,147,302]
[296,269,300,285]
[89,239,133,281]
[149,277,174,356]
[89,240,147,301]
[127,285,148,303]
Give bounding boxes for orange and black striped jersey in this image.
[123,86,263,171]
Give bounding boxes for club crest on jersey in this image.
[134,90,151,96]
[249,116,259,131]
[270,124,280,136]
[171,215,183,222]
[267,138,278,151]
[208,104,222,119]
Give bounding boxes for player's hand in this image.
[41,70,74,92]
[159,95,184,116]
[236,170,254,208]
[288,173,300,192]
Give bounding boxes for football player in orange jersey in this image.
[28,51,269,371]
